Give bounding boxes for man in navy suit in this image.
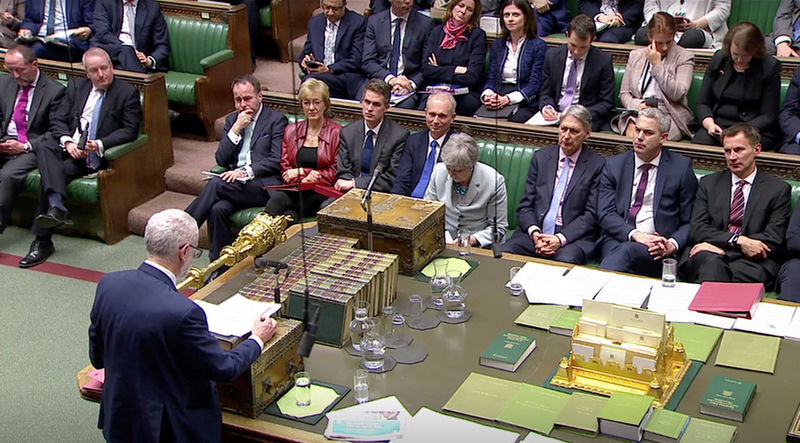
[778,203,800,302]
[503,105,604,264]
[534,14,615,131]
[369,0,432,13]
[89,208,278,442]
[20,47,141,268]
[185,75,287,261]
[299,0,366,100]
[598,108,697,277]
[681,123,791,288]
[579,0,643,43]
[18,0,93,61]
[779,65,800,154]
[91,0,170,73]
[361,0,433,109]
[534,0,569,36]
[392,92,455,197]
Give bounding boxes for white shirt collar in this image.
[364,118,383,136]
[634,151,662,169]
[144,259,177,288]
[732,167,757,186]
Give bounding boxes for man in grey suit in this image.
[768,0,800,57]
[333,79,409,199]
[0,44,64,235]
[680,123,792,288]
[502,105,605,264]
[361,0,433,108]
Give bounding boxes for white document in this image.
[593,274,653,308]
[325,396,411,441]
[733,302,797,337]
[556,266,612,307]
[784,308,800,341]
[392,407,518,443]
[194,293,281,338]
[525,111,560,126]
[507,261,569,304]
[519,432,568,442]
[648,282,735,329]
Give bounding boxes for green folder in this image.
[442,372,521,421]
[672,323,723,363]
[515,305,568,330]
[680,417,737,443]
[497,384,571,434]
[553,392,608,435]
[715,329,781,373]
[549,309,582,335]
[643,408,690,442]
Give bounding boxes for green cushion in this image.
[23,170,99,204]
[613,64,626,108]
[476,141,539,231]
[165,71,199,105]
[260,6,271,28]
[165,16,229,75]
[727,0,780,36]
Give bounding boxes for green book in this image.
[549,309,582,336]
[515,305,568,330]
[497,384,571,434]
[672,323,723,363]
[597,391,654,441]
[715,329,781,373]
[700,375,756,422]
[442,372,521,421]
[553,392,609,435]
[680,417,737,443]
[643,408,690,442]
[479,331,537,372]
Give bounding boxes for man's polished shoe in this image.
[34,206,72,229]
[19,239,55,268]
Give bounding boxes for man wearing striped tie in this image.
[680,123,792,289]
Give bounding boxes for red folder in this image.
[688,282,765,319]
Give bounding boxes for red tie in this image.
[728,180,745,234]
[628,163,652,225]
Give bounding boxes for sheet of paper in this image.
[508,261,569,304]
[325,396,411,441]
[556,266,612,307]
[647,282,700,323]
[392,407,518,443]
[785,308,800,341]
[194,293,281,337]
[593,273,653,308]
[733,302,797,337]
[519,432,567,442]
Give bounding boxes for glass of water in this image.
[294,371,311,406]
[360,324,386,371]
[509,267,524,296]
[406,294,425,327]
[662,258,677,287]
[354,369,369,404]
[457,229,471,256]
[429,258,449,306]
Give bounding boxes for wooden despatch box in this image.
[217,318,304,418]
[317,190,445,275]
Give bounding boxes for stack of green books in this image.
[597,391,654,441]
[553,392,609,436]
[700,375,756,422]
[642,408,690,442]
[681,417,737,442]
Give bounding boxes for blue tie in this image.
[46,0,56,35]
[360,129,375,176]
[542,157,571,234]
[87,90,105,170]
[411,140,437,198]
[389,17,403,76]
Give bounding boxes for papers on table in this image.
[391,407,519,443]
[593,273,653,308]
[733,302,797,337]
[647,282,735,329]
[194,293,281,338]
[508,262,569,303]
[325,396,411,441]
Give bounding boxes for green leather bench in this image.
[258,0,318,62]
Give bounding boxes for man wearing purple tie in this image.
[597,107,697,277]
[0,44,64,236]
[680,123,791,289]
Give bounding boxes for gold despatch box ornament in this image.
[550,300,689,408]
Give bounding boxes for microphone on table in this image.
[360,164,384,209]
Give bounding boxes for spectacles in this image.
[184,244,203,258]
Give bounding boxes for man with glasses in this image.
[299,0,366,99]
[89,208,278,441]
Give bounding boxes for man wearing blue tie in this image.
[503,105,605,264]
[392,92,456,197]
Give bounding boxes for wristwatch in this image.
[729,233,740,248]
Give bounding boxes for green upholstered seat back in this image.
[260,5,272,27]
[166,16,229,75]
[613,64,626,108]
[476,141,538,230]
[727,0,781,35]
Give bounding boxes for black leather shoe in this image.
[19,239,55,268]
[34,206,72,229]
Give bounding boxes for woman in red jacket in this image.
[265,79,342,222]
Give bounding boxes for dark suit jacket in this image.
[0,71,64,149]
[361,9,433,89]
[299,9,366,75]
[391,129,453,196]
[771,0,800,45]
[89,263,262,442]
[337,117,409,192]
[539,45,615,131]
[484,36,547,108]
[91,0,170,71]
[689,169,791,272]
[216,105,288,188]
[51,76,141,161]
[421,25,487,90]
[696,51,781,138]
[578,0,644,32]
[370,0,432,12]
[780,65,800,144]
[535,0,569,36]
[516,145,605,252]
[786,199,800,258]
[21,0,94,52]
[598,149,698,251]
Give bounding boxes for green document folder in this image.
[497,384,571,434]
[680,417,737,443]
[714,329,780,373]
[442,372,521,421]
[643,408,690,441]
[515,305,568,330]
[553,392,609,435]
[672,323,723,363]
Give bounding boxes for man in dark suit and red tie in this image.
[502,105,605,264]
[20,47,141,268]
[0,45,64,236]
[680,123,792,288]
[89,208,278,442]
[598,107,697,277]
[91,0,170,73]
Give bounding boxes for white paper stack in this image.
[508,261,569,304]
[324,396,410,441]
[391,407,518,443]
[593,274,653,308]
[647,282,735,329]
[194,294,281,337]
[733,302,797,337]
[557,266,613,307]
[784,308,800,341]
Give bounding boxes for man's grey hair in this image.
[638,107,671,134]
[144,209,198,259]
[426,92,456,116]
[82,47,112,66]
[560,104,592,131]
[441,133,479,170]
